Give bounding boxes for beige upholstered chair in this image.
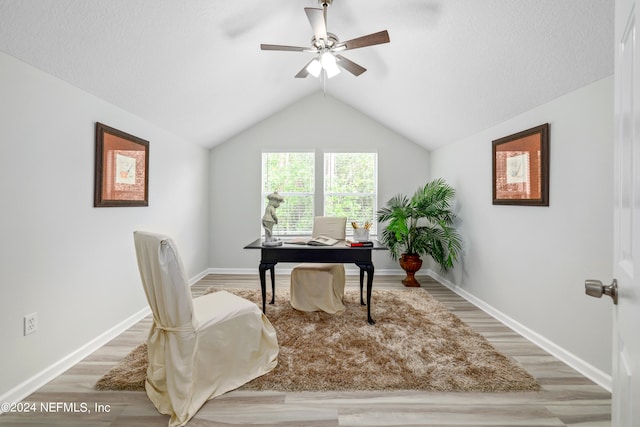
[289,217,347,314]
[133,231,278,427]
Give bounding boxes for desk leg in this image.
[269,266,275,304]
[359,268,365,305]
[259,262,276,312]
[356,262,376,325]
[258,263,268,313]
[364,264,375,325]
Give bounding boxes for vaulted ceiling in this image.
[0,0,614,151]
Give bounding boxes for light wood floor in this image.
[1,274,611,426]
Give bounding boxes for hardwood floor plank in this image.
[0,274,611,426]
[338,405,566,426]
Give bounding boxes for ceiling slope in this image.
[0,0,613,150]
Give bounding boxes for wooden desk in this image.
[244,239,387,324]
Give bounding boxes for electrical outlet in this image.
[24,312,37,335]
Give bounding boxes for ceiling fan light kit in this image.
[260,0,390,81]
[306,58,322,78]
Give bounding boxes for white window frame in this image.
[323,152,378,235]
[261,151,315,236]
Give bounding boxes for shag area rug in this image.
[96,288,539,393]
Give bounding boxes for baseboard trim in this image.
[426,269,612,392]
[190,268,210,285]
[0,305,151,409]
[0,269,208,409]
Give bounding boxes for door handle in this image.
[584,279,618,305]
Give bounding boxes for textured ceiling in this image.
[0,0,614,150]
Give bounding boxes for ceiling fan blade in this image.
[260,44,310,52]
[305,7,327,42]
[339,30,390,51]
[335,55,367,76]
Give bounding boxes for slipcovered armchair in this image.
[133,231,278,427]
[290,217,347,314]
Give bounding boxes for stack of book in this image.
[347,240,373,247]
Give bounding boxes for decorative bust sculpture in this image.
[262,191,284,246]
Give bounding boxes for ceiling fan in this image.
[260,0,390,79]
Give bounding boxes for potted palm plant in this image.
[377,178,462,287]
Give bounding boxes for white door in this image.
[612,0,640,424]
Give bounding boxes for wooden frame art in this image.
[492,123,549,206]
[94,122,149,207]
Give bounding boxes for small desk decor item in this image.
[492,123,549,206]
[262,191,284,246]
[351,221,371,242]
[94,122,149,207]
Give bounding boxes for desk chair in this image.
[134,231,278,427]
[290,217,347,314]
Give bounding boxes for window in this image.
[262,152,314,235]
[324,152,377,234]
[262,151,377,236]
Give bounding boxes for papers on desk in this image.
[284,235,339,246]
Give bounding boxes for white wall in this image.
[209,92,431,271]
[429,77,614,383]
[0,52,210,399]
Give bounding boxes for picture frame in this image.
[94,122,149,207]
[492,123,549,206]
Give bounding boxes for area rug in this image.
[96,288,540,392]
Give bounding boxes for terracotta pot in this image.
[399,254,423,287]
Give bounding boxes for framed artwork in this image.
[94,122,149,207]
[492,123,549,206]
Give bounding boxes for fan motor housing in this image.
[312,33,339,50]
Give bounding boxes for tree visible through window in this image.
[262,152,314,235]
[324,152,377,234]
[262,151,377,236]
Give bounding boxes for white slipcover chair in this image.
[133,231,278,427]
[289,217,346,314]
[290,262,346,314]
